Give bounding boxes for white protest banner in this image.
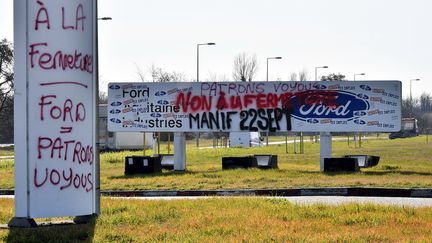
[108,81,401,133]
[14,0,97,218]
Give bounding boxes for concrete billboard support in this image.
[174,132,186,171]
[320,132,332,171]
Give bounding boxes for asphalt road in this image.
[2,195,431,207]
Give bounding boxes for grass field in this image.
[1,197,432,242]
[0,146,13,157]
[1,136,432,190]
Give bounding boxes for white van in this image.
[229,132,262,148]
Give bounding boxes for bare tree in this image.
[289,72,298,81]
[148,64,186,82]
[298,69,310,81]
[135,63,146,82]
[0,39,14,114]
[207,72,229,82]
[321,73,346,81]
[232,52,258,82]
[289,69,310,81]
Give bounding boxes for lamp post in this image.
[98,17,112,21]
[353,73,365,81]
[266,57,282,82]
[410,79,420,117]
[265,56,282,147]
[197,43,216,82]
[315,66,328,81]
[353,73,365,147]
[95,14,112,216]
[315,66,328,144]
[196,43,215,148]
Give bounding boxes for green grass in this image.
[0,147,13,157]
[1,197,432,242]
[1,136,432,190]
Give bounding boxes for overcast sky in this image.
[1,0,431,98]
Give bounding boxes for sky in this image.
[1,0,431,98]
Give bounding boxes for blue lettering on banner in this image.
[291,91,370,120]
[354,119,366,125]
[150,113,162,118]
[109,109,121,114]
[111,101,122,107]
[359,84,371,91]
[109,84,120,90]
[157,100,169,105]
[155,91,167,96]
[110,118,121,124]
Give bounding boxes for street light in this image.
[266,57,282,82]
[352,72,366,147]
[315,66,328,81]
[353,73,366,81]
[265,56,282,146]
[98,17,112,21]
[196,43,215,147]
[197,43,216,82]
[410,78,420,117]
[96,13,112,216]
[314,66,328,144]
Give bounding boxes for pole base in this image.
[8,217,37,228]
[73,214,97,224]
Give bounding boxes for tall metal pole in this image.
[315,66,328,82]
[315,66,328,144]
[94,13,111,217]
[353,73,365,147]
[196,43,215,147]
[197,45,200,83]
[265,57,282,146]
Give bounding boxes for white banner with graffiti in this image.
[108,81,401,133]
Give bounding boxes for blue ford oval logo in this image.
[150,113,162,118]
[306,118,319,124]
[291,90,370,120]
[109,84,120,90]
[109,109,121,114]
[360,85,371,91]
[110,118,121,124]
[155,91,166,96]
[157,100,169,105]
[357,93,369,99]
[111,101,122,107]
[354,119,366,125]
[354,111,367,116]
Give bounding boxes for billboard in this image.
[108,81,401,133]
[14,0,97,218]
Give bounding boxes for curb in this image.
[2,188,432,198]
[101,188,432,198]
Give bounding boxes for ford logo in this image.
[291,90,370,120]
[111,101,122,107]
[110,118,121,124]
[306,118,319,124]
[354,111,367,116]
[109,84,120,90]
[109,109,121,114]
[150,113,162,118]
[157,100,169,105]
[313,83,327,90]
[155,91,166,96]
[354,119,366,125]
[360,85,371,91]
[357,94,369,99]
